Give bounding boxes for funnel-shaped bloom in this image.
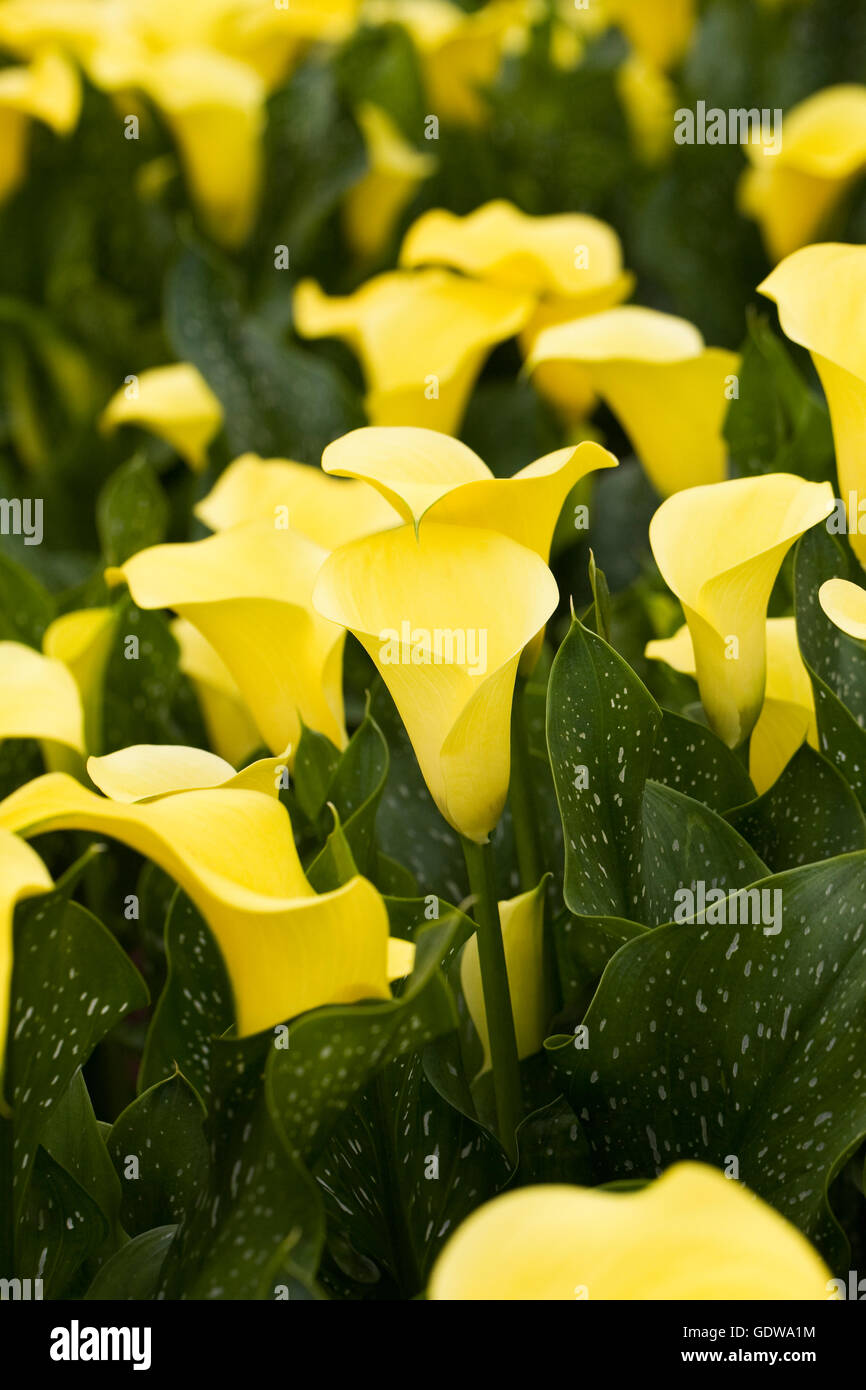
[171,618,263,768]
[109,520,346,759]
[646,617,817,793]
[0,830,53,1111]
[401,200,633,423]
[428,1162,830,1299]
[818,576,866,639]
[322,426,617,555]
[313,523,558,841]
[0,772,411,1037]
[364,0,533,126]
[293,269,533,435]
[460,879,549,1073]
[343,104,435,262]
[0,641,84,754]
[100,363,223,471]
[527,306,739,495]
[196,453,401,548]
[138,48,265,247]
[649,476,834,748]
[739,86,866,261]
[86,743,289,802]
[605,0,696,70]
[0,48,80,202]
[759,243,866,568]
[43,607,117,754]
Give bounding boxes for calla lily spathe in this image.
[170,617,263,768]
[428,1162,830,1299]
[313,522,559,842]
[343,104,435,262]
[43,607,117,754]
[0,641,85,755]
[818,576,866,639]
[759,243,866,569]
[739,86,866,261]
[527,306,739,495]
[293,269,533,435]
[86,742,289,802]
[400,199,634,423]
[0,830,54,1111]
[460,878,549,1074]
[605,0,696,70]
[0,771,412,1038]
[100,363,223,471]
[109,519,347,759]
[0,48,80,203]
[649,475,834,748]
[646,617,817,794]
[195,452,402,548]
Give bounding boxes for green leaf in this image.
[727,745,866,871]
[96,455,169,567]
[548,854,866,1265]
[0,551,53,646]
[41,1070,123,1252]
[84,1225,177,1300]
[9,892,147,1223]
[17,1146,107,1297]
[588,551,612,644]
[109,1073,209,1236]
[649,708,755,812]
[101,599,206,752]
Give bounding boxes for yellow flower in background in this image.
[343,104,436,262]
[646,617,818,794]
[322,425,616,556]
[100,363,223,471]
[43,607,117,754]
[818,576,866,638]
[216,0,362,89]
[363,0,535,127]
[616,52,676,165]
[649,475,834,748]
[86,742,289,801]
[401,199,634,424]
[195,453,402,548]
[739,87,866,262]
[460,877,549,1074]
[0,830,53,1112]
[0,771,412,1037]
[109,519,347,759]
[759,242,866,570]
[527,306,739,495]
[0,641,85,754]
[605,0,696,71]
[427,1162,830,1299]
[0,48,80,202]
[171,618,263,768]
[294,269,533,435]
[313,522,558,842]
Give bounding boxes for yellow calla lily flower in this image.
[343,104,435,262]
[606,0,696,70]
[616,52,676,165]
[294,269,533,435]
[364,0,534,127]
[646,617,818,794]
[649,475,834,748]
[0,48,80,202]
[195,453,401,548]
[527,306,739,494]
[86,742,289,802]
[0,641,85,754]
[739,86,866,261]
[818,576,866,639]
[0,830,54,1112]
[100,363,223,472]
[428,1162,831,1299]
[322,425,617,556]
[43,607,117,754]
[313,522,559,842]
[460,878,548,1074]
[109,519,347,759]
[137,47,265,248]
[759,242,866,568]
[215,0,361,89]
[0,1,112,62]
[171,617,263,768]
[0,771,410,1037]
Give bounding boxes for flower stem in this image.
[460,834,522,1159]
[509,675,543,891]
